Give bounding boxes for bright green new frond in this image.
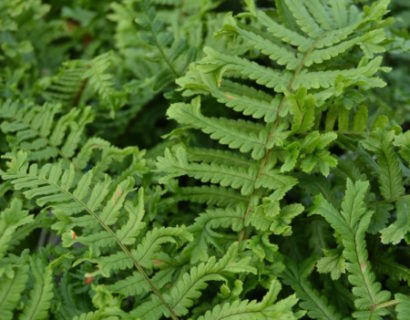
[281,259,344,320]
[380,197,410,244]
[197,280,300,320]
[312,179,391,319]
[20,257,54,320]
[167,99,267,160]
[0,101,93,161]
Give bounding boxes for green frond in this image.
[312,179,391,319]
[253,10,311,51]
[380,197,410,244]
[185,207,244,262]
[157,146,257,195]
[292,57,385,91]
[105,271,149,296]
[177,69,280,123]
[281,259,344,320]
[175,186,246,207]
[316,248,346,280]
[97,227,191,276]
[256,167,298,198]
[197,280,300,320]
[186,147,250,167]
[42,60,87,105]
[377,140,405,201]
[199,47,291,93]
[373,253,410,285]
[247,201,304,236]
[396,293,410,320]
[0,262,30,320]
[20,257,54,320]
[285,0,323,38]
[83,52,126,112]
[43,52,126,113]
[0,101,93,161]
[167,99,267,160]
[0,199,33,259]
[131,243,254,319]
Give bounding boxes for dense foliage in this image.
[0,0,408,319]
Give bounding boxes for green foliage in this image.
[0,0,408,319]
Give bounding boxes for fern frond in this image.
[184,207,244,263]
[312,179,391,319]
[396,293,410,320]
[43,52,126,112]
[175,186,246,207]
[380,197,410,244]
[0,199,33,259]
[192,77,281,123]
[157,146,257,195]
[1,151,181,319]
[105,271,149,296]
[20,256,54,320]
[197,280,299,320]
[42,60,87,106]
[167,99,267,160]
[377,139,405,201]
[131,243,255,319]
[83,52,126,112]
[0,262,30,320]
[97,227,191,276]
[0,101,93,161]
[281,259,344,320]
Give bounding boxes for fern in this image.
[0,0,408,319]
[312,179,392,319]
[281,258,344,320]
[19,256,55,320]
[158,0,390,276]
[0,256,30,320]
[197,280,300,320]
[0,151,181,319]
[0,101,93,161]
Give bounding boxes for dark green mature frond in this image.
[0,101,93,161]
[42,52,126,113]
[281,259,344,320]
